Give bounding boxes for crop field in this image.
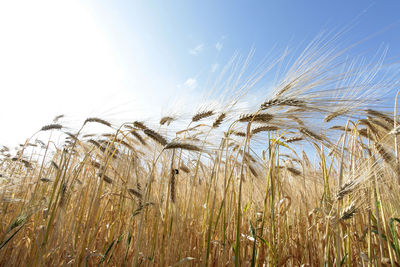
[1,39,400,266]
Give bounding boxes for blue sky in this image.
[89,1,400,77]
[87,0,400,113]
[1,0,400,146]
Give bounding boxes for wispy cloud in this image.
[184,78,198,89]
[211,63,219,73]
[189,43,204,55]
[215,42,223,51]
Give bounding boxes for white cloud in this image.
[189,43,204,55]
[184,78,198,89]
[215,42,223,51]
[211,63,219,73]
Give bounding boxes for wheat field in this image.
[1,39,400,266]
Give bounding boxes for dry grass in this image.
[1,40,400,266]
